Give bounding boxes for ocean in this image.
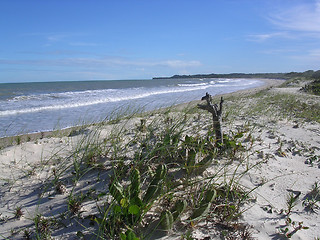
[0,78,264,137]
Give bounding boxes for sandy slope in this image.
[0,79,319,239]
[234,88,320,240]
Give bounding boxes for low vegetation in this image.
[1,103,261,239]
[302,79,320,96]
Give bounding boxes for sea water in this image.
[0,78,264,137]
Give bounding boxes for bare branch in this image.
[198,93,224,145]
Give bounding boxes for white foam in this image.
[0,84,214,116]
[1,79,263,117]
[10,88,118,102]
[177,83,209,87]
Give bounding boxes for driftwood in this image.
[197,92,224,146]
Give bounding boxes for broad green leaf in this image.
[126,230,140,240]
[128,205,140,215]
[113,205,122,214]
[120,232,126,240]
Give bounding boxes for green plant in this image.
[181,134,215,175]
[159,210,174,230]
[302,79,320,96]
[15,136,21,145]
[14,206,24,219]
[303,182,320,212]
[222,130,246,158]
[23,228,32,240]
[171,199,187,223]
[33,214,52,240]
[181,230,194,240]
[276,139,287,157]
[284,192,300,216]
[120,229,140,240]
[142,164,167,205]
[305,154,320,167]
[220,223,254,240]
[278,217,309,239]
[32,214,64,239]
[213,183,249,224]
[159,199,187,230]
[68,193,85,215]
[189,188,217,221]
[137,119,147,132]
[105,164,168,238]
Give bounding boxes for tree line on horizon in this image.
[154,69,320,80]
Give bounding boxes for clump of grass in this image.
[303,182,320,213]
[219,223,254,240]
[237,90,320,123]
[68,194,83,215]
[14,206,24,219]
[302,79,320,96]
[15,136,21,145]
[305,154,320,168]
[23,228,32,240]
[33,215,52,239]
[31,214,65,239]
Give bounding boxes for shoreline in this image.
[0,78,284,149]
[171,78,284,111]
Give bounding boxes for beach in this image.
[1,78,319,239]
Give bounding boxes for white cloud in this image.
[308,49,320,57]
[247,32,289,42]
[259,48,297,55]
[47,35,65,42]
[248,1,320,43]
[269,0,320,32]
[63,58,202,69]
[24,32,98,47]
[158,60,201,68]
[288,49,320,65]
[0,57,201,69]
[69,42,99,47]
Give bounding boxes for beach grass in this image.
[0,102,260,239]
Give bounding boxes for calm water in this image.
[0,78,264,137]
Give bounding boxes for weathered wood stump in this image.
[197,92,224,146]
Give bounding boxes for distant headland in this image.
[153,70,320,80]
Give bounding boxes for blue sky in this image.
[1,0,320,83]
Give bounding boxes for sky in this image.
[0,0,320,83]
